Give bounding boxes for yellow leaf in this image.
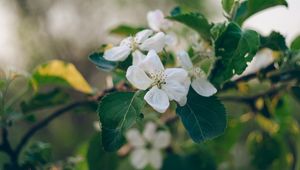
[33,60,93,94]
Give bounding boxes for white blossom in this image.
[147,10,177,47]
[126,122,171,170]
[126,50,190,113]
[103,29,166,64]
[147,10,172,32]
[177,50,217,97]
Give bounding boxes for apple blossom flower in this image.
[126,50,190,113]
[177,50,217,97]
[103,29,166,64]
[147,10,172,32]
[126,122,171,169]
[147,10,177,47]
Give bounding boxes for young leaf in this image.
[260,31,288,51]
[234,0,288,25]
[98,91,145,151]
[89,52,118,72]
[166,13,212,42]
[110,25,144,37]
[31,60,93,94]
[222,0,235,14]
[209,22,260,86]
[291,35,300,50]
[176,88,227,143]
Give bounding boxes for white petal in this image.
[153,131,171,149]
[148,149,163,169]
[165,33,177,46]
[132,50,146,66]
[130,148,149,169]
[176,50,193,70]
[178,96,187,106]
[120,37,133,47]
[139,32,166,52]
[103,46,131,61]
[143,122,157,142]
[135,29,153,44]
[144,86,170,113]
[126,129,145,148]
[162,68,190,103]
[191,77,217,97]
[138,50,164,74]
[126,66,152,90]
[147,10,165,32]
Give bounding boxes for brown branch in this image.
[14,100,94,157]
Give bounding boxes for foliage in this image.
[1,0,300,170]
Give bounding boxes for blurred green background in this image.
[0,0,300,169]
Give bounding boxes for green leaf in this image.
[291,35,300,50]
[235,0,288,25]
[209,22,260,86]
[291,86,300,102]
[87,133,119,170]
[98,91,145,151]
[260,31,288,51]
[110,25,144,36]
[21,88,69,113]
[222,0,235,14]
[21,141,52,168]
[248,132,282,170]
[176,88,227,143]
[166,13,212,42]
[89,52,118,72]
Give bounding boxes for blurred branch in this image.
[0,128,18,168]
[220,85,286,103]
[14,100,94,157]
[222,63,276,91]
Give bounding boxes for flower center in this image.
[131,37,139,51]
[149,70,166,88]
[189,67,205,79]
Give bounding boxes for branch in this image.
[222,64,276,90]
[14,100,94,157]
[220,85,287,103]
[0,128,18,168]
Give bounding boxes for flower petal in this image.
[135,29,153,44]
[162,68,190,103]
[143,122,157,142]
[126,66,152,90]
[139,50,164,74]
[139,32,166,52]
[103,46,131,61]
[148,149,163,169]
[165,32,177,46]
[120,37,133,47]
[177,96,187,106]
[153,131,171,149]
[144,86,169,113]
[177,50,193,70]
[130,148,149,169]
[132,50,146,66]
[191,77,217,97]
[126,129,145,148]
[147,10,165,32]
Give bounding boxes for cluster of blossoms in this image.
[103,9,217,113]
[126,122,171,169]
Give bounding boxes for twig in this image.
[0,128,18,168]
[222,64,276,90]
[14,100,94,157]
